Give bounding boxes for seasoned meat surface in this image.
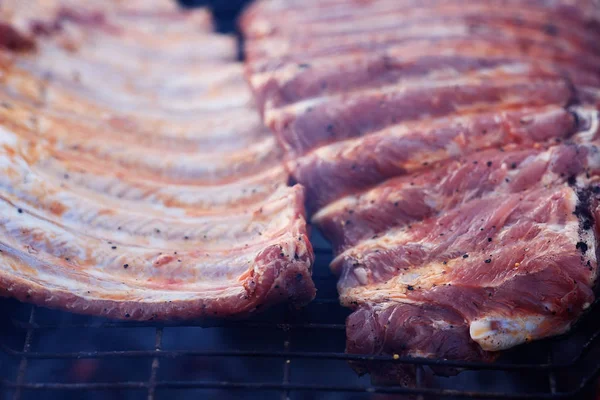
[0,0,315,320]
[241,0,600,379]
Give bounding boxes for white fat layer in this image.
[470,315,558,351]
[353,267,369,285]
[312,195,356,222]
[432,320,452,330]
[0,125,19,147]
[571,106,600,143]
[340,260,448,300]
[445,141,462,157]
[423,195,437,209]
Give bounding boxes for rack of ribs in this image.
[0,0,315,320]
[241,0,600,381]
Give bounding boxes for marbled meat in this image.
[241,0,600,379]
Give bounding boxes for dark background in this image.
[179,0,252,33]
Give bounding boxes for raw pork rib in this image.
[241,0,600,378]
[0,0,315,320]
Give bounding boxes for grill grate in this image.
[1,242,600,400]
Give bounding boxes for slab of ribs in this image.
[241,0,600,380]
[0,0,315,320]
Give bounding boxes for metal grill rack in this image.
[1,240,600,400]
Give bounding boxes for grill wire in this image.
[1,242,600,400]
[1,1,600,399]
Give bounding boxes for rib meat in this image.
[0,1,315,320]
[241,0,600,381]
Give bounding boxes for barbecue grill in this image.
[1,1,600,399]
[1,234,600,400]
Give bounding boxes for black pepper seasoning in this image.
[576,241,588,254]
